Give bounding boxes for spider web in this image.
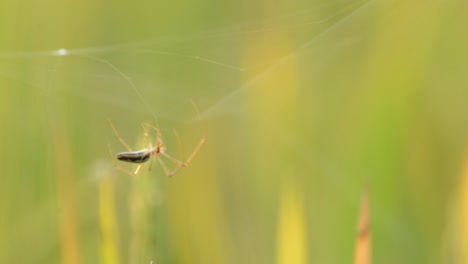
[2,0,433,262]
[0,0,372,177]
[0,0,367,122]
[0,0,376,236]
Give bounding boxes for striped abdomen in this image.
[117,149,152,163]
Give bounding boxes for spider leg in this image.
[133,164,143,175]
[141,124,156,172]
[182,100,207,167]
[157,101,206,176]
[156,134,205,176]
[157,156,174,177]
[144,123,174,175]
[161,152,184,166]
[172,129,185,161]
[160,146,205,176]
[159,152,184,176]
[108,118,133,151]
[181,136,206,167]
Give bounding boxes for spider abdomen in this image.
[117,150,151,163]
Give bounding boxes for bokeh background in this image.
[0,0,467,263]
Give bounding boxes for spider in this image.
[107,105,205,177]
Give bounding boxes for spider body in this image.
[108,103,205,177]
[117,149,155,163]
[116,140,164,164]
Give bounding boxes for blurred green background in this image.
[0,0,467,263]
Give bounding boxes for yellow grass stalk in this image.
[354,189,370,264]
[277,182,306,264]
[55,131,80,264]
[99,172,120,264]
[460,154,468,262]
